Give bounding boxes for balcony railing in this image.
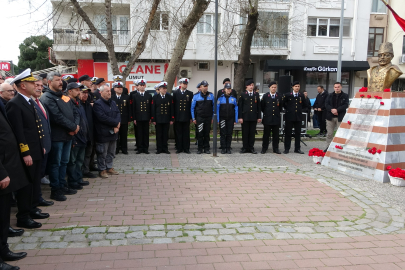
[251,34,288,49]
[53,29,130,46]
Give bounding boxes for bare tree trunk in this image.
[164,0,210,92]
[234,0,259,96]
[70,0,161,83]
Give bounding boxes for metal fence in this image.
[251,34,288,49]
[53,29,130,46]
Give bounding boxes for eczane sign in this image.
[105,62,168,82]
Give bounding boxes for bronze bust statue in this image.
[367,42,403,92]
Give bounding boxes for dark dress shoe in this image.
[164,150,171,154]
[283,150,289,154]
[8,227,24,237]
[83,172,97,178]
[68,184,83,190]
[122,151,128,155]
[294,149,304,154]
[38,198,54,207]
[239,149,247,154]
[176,150,183,154]
[17,218,42,229]
[30,211,50,219]
[251,149,257,154]
[197,150,202,154]
[261,150,266,154]
[62,186,77,195]
[156,151,161,154]
[50,190,67,201]
[184,150,191,154]
[0,262,20,270]
[204,150,210,154]
[1,251,27,262]
[78,180,89,186]
[136,151,142,154]
[221,149,226,154]
[227,149,232,154]
[134,148,138,151]
[144,150,150,154]
[90,166,98,172]
[273,149,281,154]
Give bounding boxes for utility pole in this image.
[212,0,219,157]
[337,0,344,82]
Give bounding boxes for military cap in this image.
[133,79,139,86]
[113,75,123,81]
[39,73,47,79]
[80,84,90,92]
[292,81,300,87]
[95,78,105,85]
[66,82,81,91]
[138,79,147,85]
[112,82,124,88]
[79,74,91,82]
[200,80,209,87]
[224,83,231,89]
[9,68,38,85]
[62,74,75,81]
[196,82,201,88]
[179,78,189,84]
[67,78,78,84]
[158,82,168,88]
[245,79,254,87]
[91,77,98,83]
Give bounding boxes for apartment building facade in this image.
[51,0,371,98]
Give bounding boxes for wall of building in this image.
[386,0,405,79]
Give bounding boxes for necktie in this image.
[294,94,297,97]
[182,91,184,94]
[36,99,47,119]
[249,93,252,97]
[162,95,164,99]
[272,95,275,99]
[141,93,144,97]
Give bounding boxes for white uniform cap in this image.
[9,68,38,85]
[178,78,189,84]
[113,75,123,81]
[112,82,124,88]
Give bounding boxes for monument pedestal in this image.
[322,92,405,183]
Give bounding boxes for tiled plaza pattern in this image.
[7,141,405,269]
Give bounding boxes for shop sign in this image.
[105,62,168,81]
[304,66,338,72]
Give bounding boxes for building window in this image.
[371,0,387,13]
[307,18,351,37]
[151,12,169,31]
[197,14,220,34]
[93,15,129,35]
[368,28,384,57]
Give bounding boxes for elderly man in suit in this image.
[6,70,50,229]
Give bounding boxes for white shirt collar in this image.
[19,92,31,103]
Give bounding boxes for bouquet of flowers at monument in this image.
[387,166,405,187]
[308,148,325,164]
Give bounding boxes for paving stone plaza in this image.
[8,140,405,270]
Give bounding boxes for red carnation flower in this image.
[360,94,364,98]
[377,149,382,154]
[368,149,372,153]
[387,166,392,170]
[374,95,379,99]
[383,89,391,92]
[378,97,382,100]
[367,95,371,98]
[347,121,351,125]
[380,102,384,105]
[359,87,368,92]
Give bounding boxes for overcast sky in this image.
[1,0,52,66]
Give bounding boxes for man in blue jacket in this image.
[217,83,238,154]
[191,80,214,154]
[93,85,121,178]
[66,83,90,190]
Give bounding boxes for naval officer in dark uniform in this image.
[132,82,152,154]
[111,82,130,154]
[260,81,282,154]
[238,79,261,154]
[282,81,307,154]
[173,78,193,154]
[151,82,174,154]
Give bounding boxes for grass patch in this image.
[183,232,189,237]
[143,230,147,236]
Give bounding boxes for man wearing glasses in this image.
[0,83,15,106]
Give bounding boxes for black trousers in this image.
[195,123,199,142]
[117,124,128,152]
[242,121,257,151]
[26,160,42,212]
[197,117,211,151]
[175,121,191,152]
[317,111,326,133]
[219,118,234,149]
[262,125,280,151]
[134,122,139,148]
[137,121,150,152]
[14,183,33,220]
[156,123,170,152]
[284,120,301,151]
[0,193,11,257]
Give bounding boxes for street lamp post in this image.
[212,0,219,157]
[337,0,345,82]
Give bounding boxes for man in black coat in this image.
[111,82,130,155]
[79,86,97,178]
[40,72,80,201]
[282,81,308,154]
[313,85,328,136]
[260,81,282,154]
[217,78,237,99]
[129,80,140,151]
[238,79,261,154]
[93,85,121,178]
[0,98,28,269]
[32,76,54,207]
[132,83,152,154]
[173,78,193,154]
[6,70,49,229]
[151,82,174,154]
[325,82,349,151]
